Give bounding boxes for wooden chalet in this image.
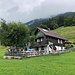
[34,27,68,54]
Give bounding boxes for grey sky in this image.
[0,0,75,23]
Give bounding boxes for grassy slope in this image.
[0,46,75,75]
[52,26,75,42]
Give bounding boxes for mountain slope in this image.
[52,26,75,42]
[26,18,48,27]
[26,12,75,27]
[54,12,75,19]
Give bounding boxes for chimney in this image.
[47,28,50,31]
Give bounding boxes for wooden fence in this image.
[5,50,47,57]
[5,47,75,57]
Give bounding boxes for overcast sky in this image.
[0,0,75,23]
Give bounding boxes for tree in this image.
[0,19,8,46]
[30,35,36,48]
[0,21,30,47]
[38,24,48,29]
[64,16,73,26]
[72,16,75,26]
[50,19,58,30]
[57,16,65,27]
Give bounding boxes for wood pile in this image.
[3,56,22,59]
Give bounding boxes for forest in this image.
[30,15,75,32]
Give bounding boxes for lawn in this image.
[0,46,75,75]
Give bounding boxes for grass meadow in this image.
[52,26,75,42]
[0,46,75,75]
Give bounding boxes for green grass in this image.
[52,26,75,42]
[0,46,75,75]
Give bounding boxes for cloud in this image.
[0,0,75,22]
[27,0,75,20]
[0,0,45,22]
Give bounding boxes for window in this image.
[37,39,40,42]
[41,38,43,41]
[58,39,60,43]
[58,39,63,44]
[61,40,63,44]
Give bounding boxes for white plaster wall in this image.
[62,47,65,50]
[55,46,65,51]
[55,46,61,50]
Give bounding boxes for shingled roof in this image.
[35,27,68,41]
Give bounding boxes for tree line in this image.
[33,16,75,30]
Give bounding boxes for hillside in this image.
[26,12,75,27]
[52,26,75,42]
[26,18,48,27]
[54,12,75,19]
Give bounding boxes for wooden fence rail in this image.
[5,50,46,57]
